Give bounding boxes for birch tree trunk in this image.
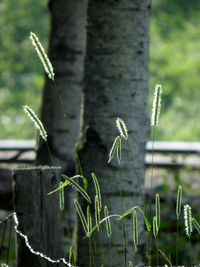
[36,0,86,237]
[76,1,151,266]
[36,0,86,173]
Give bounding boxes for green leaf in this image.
[158,249,172,267]
[62,174,88,189]
[74,199,88,236]
[108,136,121,163]
[192,217,200,234]
[119,206,151,232]
[91,173,102,210]
[62,175,91,203]
[104,206,112,238]
[48,180,70,195]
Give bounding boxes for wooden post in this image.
[13,166,64,267]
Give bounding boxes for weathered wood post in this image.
[13,166,64,267]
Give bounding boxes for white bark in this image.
[76,0,151,266]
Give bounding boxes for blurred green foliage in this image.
[150,0,200,141]
[1,0,200,140]
[0,0,49,139]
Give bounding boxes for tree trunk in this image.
[76,0,151,266]
[36,0,86,174]
[36,0,86,239]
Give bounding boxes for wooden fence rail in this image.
[1,139,200,166]
[1,140,200,211]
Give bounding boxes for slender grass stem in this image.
[149,126,156,221]
[155,237,158,266]
[109,237,112,267]
[119,167,127,267]
[89,238,92,267]
[54,81,83,177]
[100,226,104,266]
[147,126,156,265]
[176,221,179,266]
[126,140,145,201]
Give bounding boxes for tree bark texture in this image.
[13,167,63,267]
[76,0,151,266]
[36,0,86,240]
[36,0,86,175]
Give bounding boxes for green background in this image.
[1,0,200,141]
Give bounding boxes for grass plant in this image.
[16,31,200,267]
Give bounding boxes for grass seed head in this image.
[23,105,47,142]
[151,84,162,127]
[116,117,128,140]
[184,204,193,238]
[30,32,55,81]
[176,185,182,220]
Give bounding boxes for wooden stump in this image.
[13,166,64,267]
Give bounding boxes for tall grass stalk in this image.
[148,84,162,264]
[30,32,55,81]
[184,204,193,266]
[108,129,127,266]
[30,32,83,178]
[153,216,158,264]
[133,210,138,253]
[176,185,182,265]
[25,40,200,265]
[149,84,162,217]
[119,167,127,267]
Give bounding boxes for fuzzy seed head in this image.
[153,216,158,238]
[59,182,64,211]
[176,185,182,220]
[116,118,128,140]
[184,204,193,238]
[156,193,160,229]
[133,210,138,252]
[30,32,55,81]
[23,105,47,141]
[104,206,112,238]
[151,84,163,127]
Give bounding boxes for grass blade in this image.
[87,205,93,237]
[104,206,112,238]
[62,174,91,203]
[120,206,151,231]
[133,210,138,252]
[48,180,70,195]
[74,199,88,236]
[62,174,88,190]
[153,216,158,238]
[158,249,172,267]
[95,195,100,231]
[108,136,120,163]
[156,193,160,229]
[59,181,64,211]
[117,136,121,165]
[92,173,102,210]
[176,185,182,220]
[192,218,200,234]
